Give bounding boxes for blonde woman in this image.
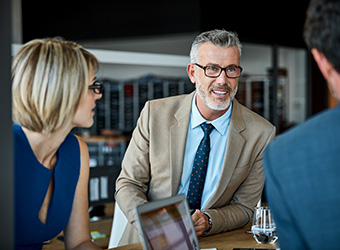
[12,38,103,249]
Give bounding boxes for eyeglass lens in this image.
[89,81,103,94]
[205,65,242,78]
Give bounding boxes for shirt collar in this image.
[190,93,233,135]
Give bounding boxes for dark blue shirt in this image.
[14,124,81,249]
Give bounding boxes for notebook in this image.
[135,194,200,250]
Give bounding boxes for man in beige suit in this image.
[115,29,276,246]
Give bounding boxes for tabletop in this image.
[109,221,277,250]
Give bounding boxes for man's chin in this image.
[205,98,231,111]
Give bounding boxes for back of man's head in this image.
[304,0,340,74]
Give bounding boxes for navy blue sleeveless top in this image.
[14,124,81,249]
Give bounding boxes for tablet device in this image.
[135,194,200,250]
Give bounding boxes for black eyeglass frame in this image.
[194,63,243,79]
[88,81,103,94]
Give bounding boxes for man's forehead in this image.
[197,43,240,64]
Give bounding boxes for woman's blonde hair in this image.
[12,38,99,134]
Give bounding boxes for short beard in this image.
[196,79,238,111]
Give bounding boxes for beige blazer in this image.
[115,92,276,245]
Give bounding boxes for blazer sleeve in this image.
[263,142,306,249]
[205,125,276,235]
[115,101,151,227]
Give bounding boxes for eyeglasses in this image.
[88,81,103,94]
[194,63,243,79]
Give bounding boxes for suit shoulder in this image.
[266,106,340,161]
[235,101,275,131]
[146,93,193,114]
[275,106,340,142]
[148,93,190,106]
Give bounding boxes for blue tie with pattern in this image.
[187,123,215,210]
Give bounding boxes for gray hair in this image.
[189,29,242,63]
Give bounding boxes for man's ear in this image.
[312,48,340,101]
[187,63,197,84]
[311,48,332,80]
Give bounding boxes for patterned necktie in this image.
[187,123,215,210]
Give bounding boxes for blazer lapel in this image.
[170,92,195,196]
[204,100,246,209]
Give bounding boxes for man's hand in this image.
[191,209,210,236]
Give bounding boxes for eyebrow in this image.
[206,63,239,68]
[88,77,97,86]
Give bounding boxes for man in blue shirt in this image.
[264,1,340,249]
[115,29,276,246]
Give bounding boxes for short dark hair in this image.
[304,0,340,73]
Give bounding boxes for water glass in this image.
[251,206,278,244]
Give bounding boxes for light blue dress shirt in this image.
[177,93,232,209]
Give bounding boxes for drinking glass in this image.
[251,206,278,244]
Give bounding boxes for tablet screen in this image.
[139,200,199,250]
